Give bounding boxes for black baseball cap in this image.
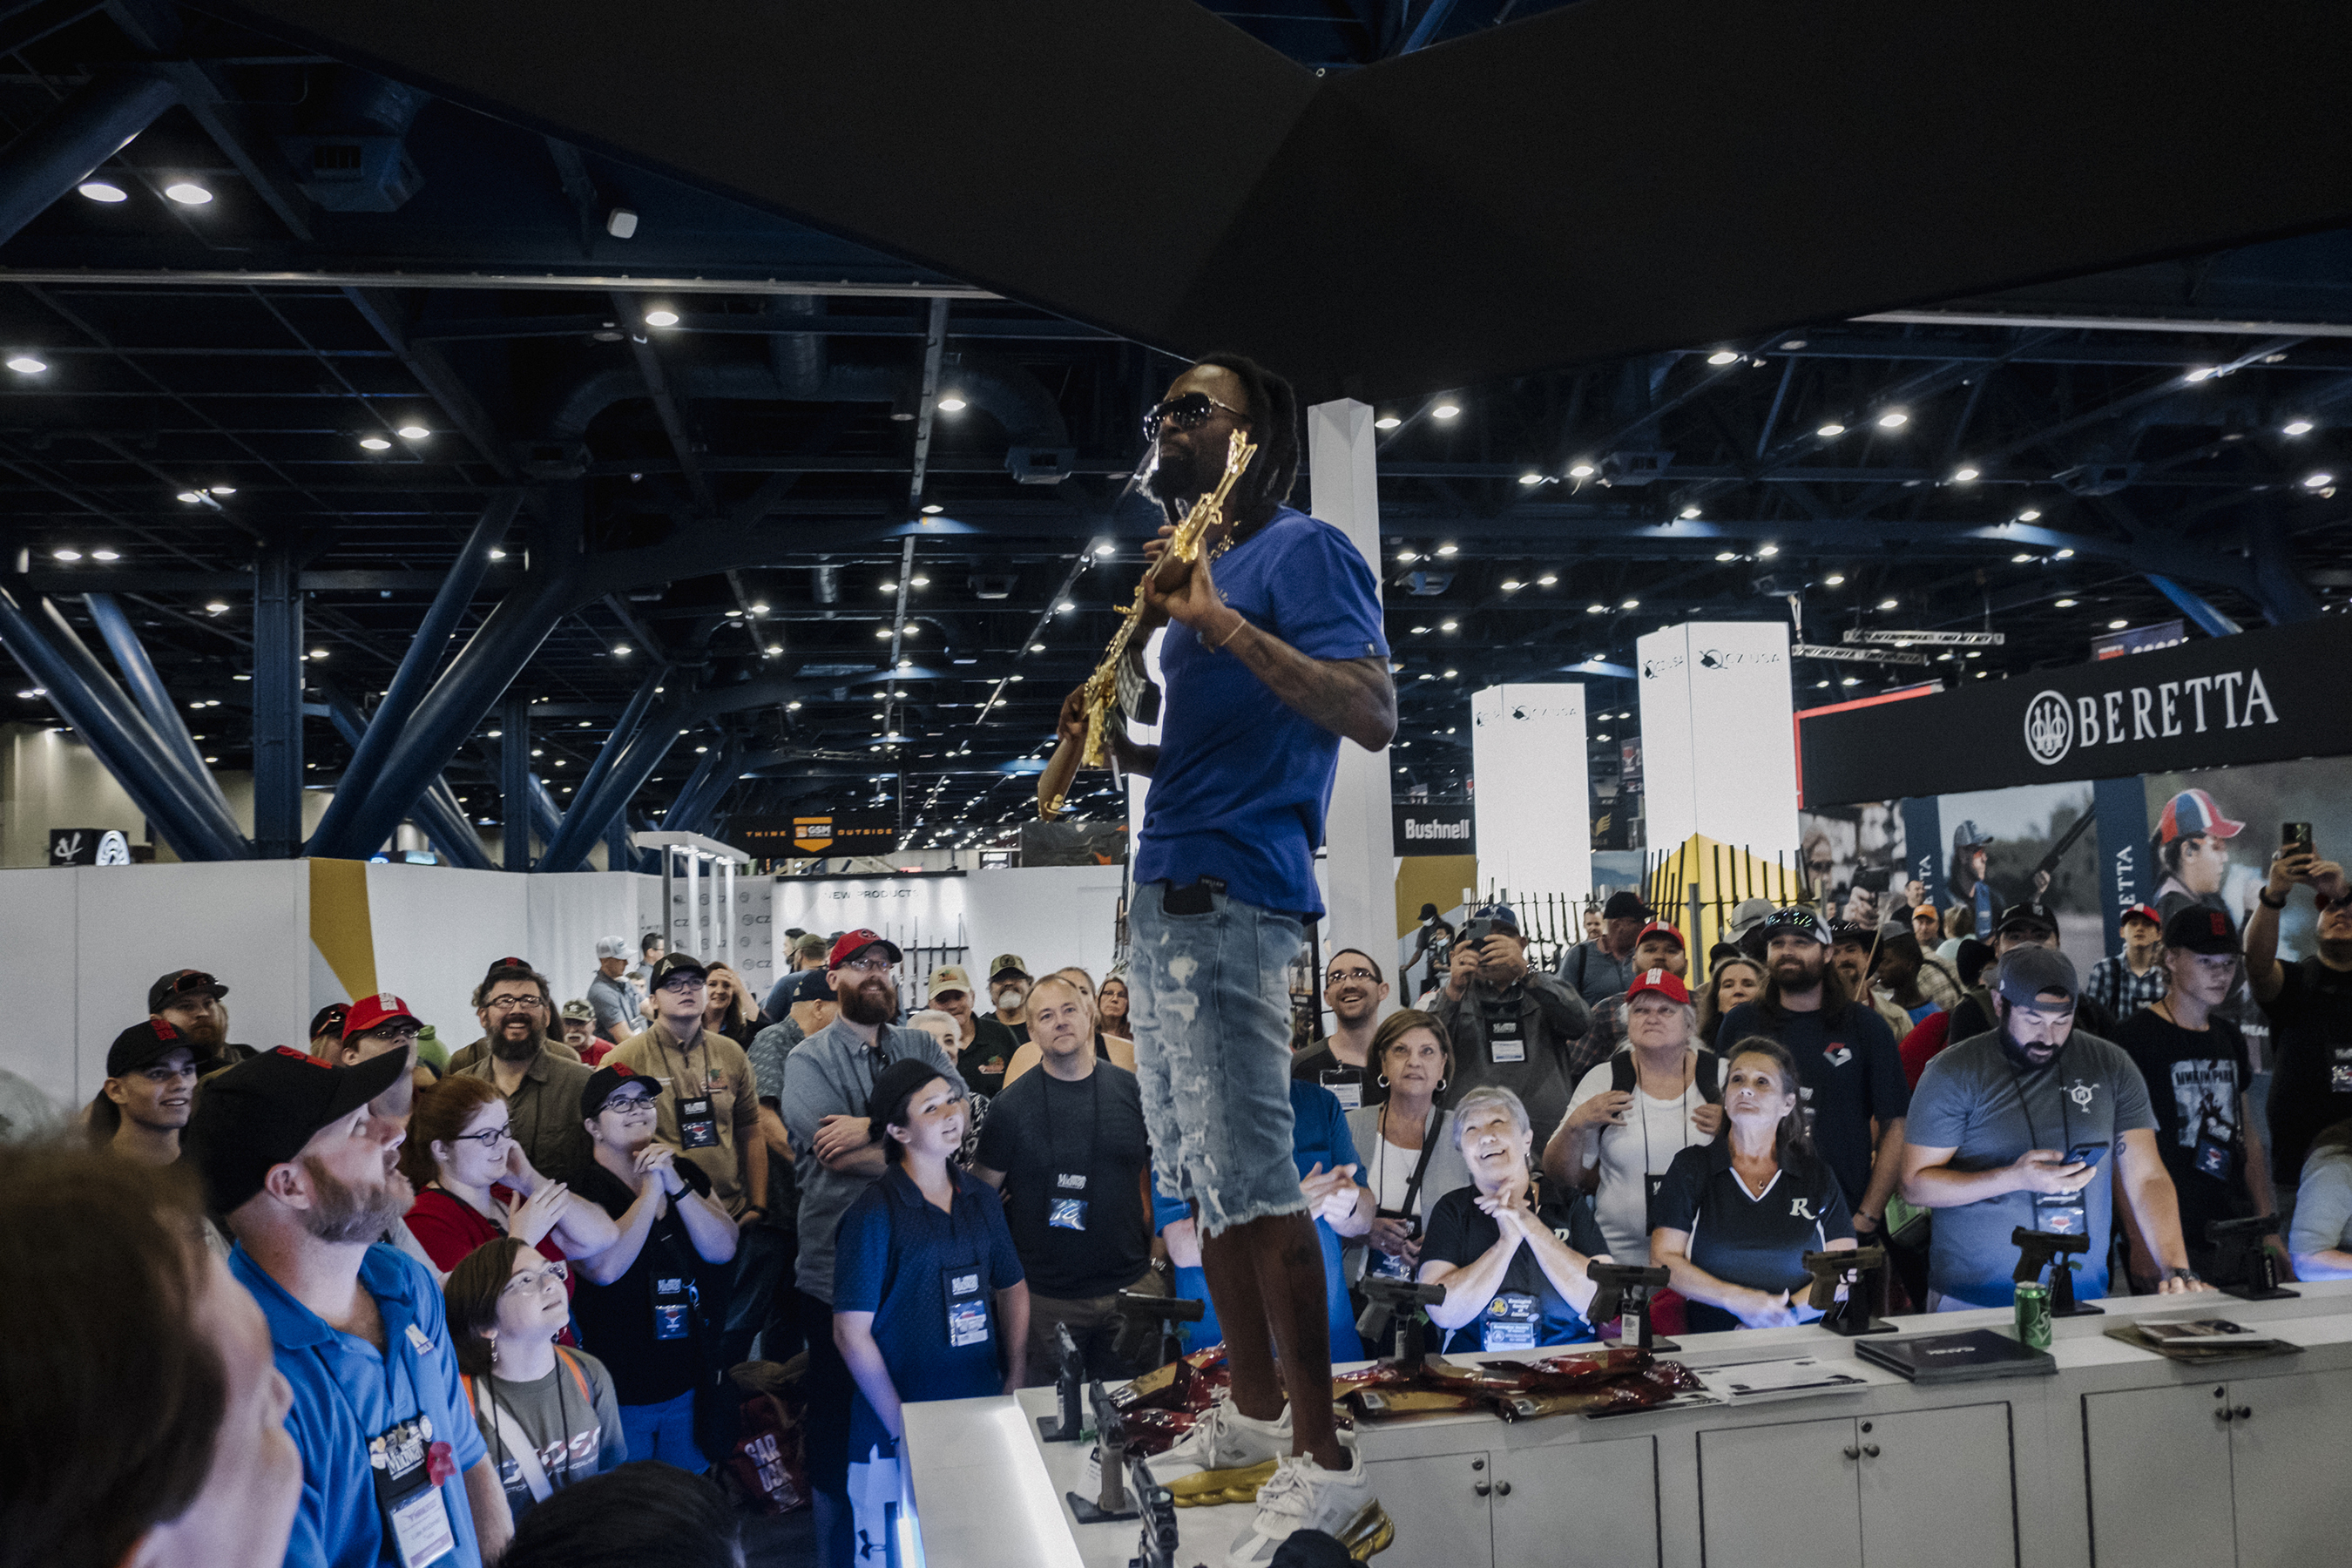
[2164,904,2240,956]
[1761,906,1831,945]
[580,1062,659,1119]
[184,1046,410,1215]
[1996,945,2078,1011]
[1828,920,1875,947]
[106,1017,196,1078]
[1601,890,1647,922]
[648,952,710,989]
[785,969,834,1006]
[308,1003,350,1040]
[1997,900,2058,938]
[148,969,227,1014]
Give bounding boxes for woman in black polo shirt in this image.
[1417,1085,1610,1355]
[1651,1037,1855,1332]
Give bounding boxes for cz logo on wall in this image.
[2023,668,2278,767]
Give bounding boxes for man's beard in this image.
[490,1019,545,1063]
[1773,951,1824,991]
[177,1016,226,1049]
[843,977,897,1027]
[300,1155,409,1244]
[993,986,1027,1013]
[1142,444,1208,507]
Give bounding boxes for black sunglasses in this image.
[1142,392,1250,442]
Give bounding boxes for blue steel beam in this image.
[0,71,179,249]
[537,692,695,874]
[546,661,667,862]
[252,542,304,858]
[527,772,564,846]
[81,591,239,825]
[315,679,496,868]
[659,741,728,835]
[0,585,247,860]
[2145,574,2246,639]
[501,691,532,871]
[309,492,519,859]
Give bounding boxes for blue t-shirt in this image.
[1132,505,1389,916]
[832,1163,1025,1462]
[232,1240,490,1568]
[1152,1079,1367,1361]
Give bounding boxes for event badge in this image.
[2194,1132,2234,1180]
[943,1267,991,1348]
[1321,1070,1362,1112]
[652,1274,693,1341]
[1487,1011,1526,1065]
[1483,1292,1539,1351]
[369,1416,458,1568]
[677,1095,720,1150]
[2332,1046,2352,1095]
[2031,1190,2088,1237]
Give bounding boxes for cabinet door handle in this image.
[1843,1446,1862,1459]
[1495,1482,1512,1497]
[1474,1482,1491,1497]
[2215,1407,2235,1422]
[1862,1444,1880,1458]
[2234,1406,2252,1422]
[1470,1458,1485,1471]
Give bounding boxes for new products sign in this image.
[1798,618,2352,805]
[1393,803,1475,855]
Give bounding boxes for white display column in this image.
[1469,685,1591,901]
[1634,620,1800,853]
[1307,397,1397,964]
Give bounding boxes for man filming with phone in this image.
[2246,831,2352,1192]
[1901,946,2212,1308]
[1431,902,1592,1147]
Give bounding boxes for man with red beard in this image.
[187,1046,512,1567]
[778,929,958,1568]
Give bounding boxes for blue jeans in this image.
[618,1389,701,1470]
[1130,879,1307,1237]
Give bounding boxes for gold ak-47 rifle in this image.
[1037,430,1257,820]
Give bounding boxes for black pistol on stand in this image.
[1590,1262,1679,1352]
[1112,1289,1206,1369]
[2012,1227,2104,1317]
[1126,1453,1178,1568]
[1037,1322,1086,1442]
[1067,1380,1143,1524]
[2207,1216,2300,1301]
[1803,1245,1897,1336]
[1355,1277,1447,1370]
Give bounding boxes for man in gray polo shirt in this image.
[1902,946,2213,1309]
[778,927,956,1568]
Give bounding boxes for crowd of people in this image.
[9,835,2352,1568]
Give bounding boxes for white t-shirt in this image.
[1566,1055,1713,1264]
[1370,1136,1423,1214]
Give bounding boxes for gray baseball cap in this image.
[1996,945,2078,1011]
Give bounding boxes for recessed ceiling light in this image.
[308,648,328,659]
[936,394,967,412]
[643,308,679,327]
[205,600,229,614]
[1440,620,1458,632]
[1396,549,1416,563]
[1443,668,1457,679]
[1879,598,1899,610]
[176,490,203,504]
[1757,544,1779,558]
[1824,573,1846,586]
[749,601,771,613]
[78,180,126,202]
[2305,471,2335,489]
[5,355,45,374]
[1566,461,1597,479]
[1842,676,1861,687]
[2283,419,2314,436]
[359,436,391,450]
[1715,551,1737,562]
[1431,401,1462,421]
[2054,547,2075,559]
[1434,544,1457,558]
[1518,472,1543,486]
[2182,367,2215,382]
[1374,415,1402,429]
[724,608,742,618]
[875,626,892,638]
[486,547,507,561]
[1876,410,1909,429]
[1817,422,1847,437]
[1537,573,1557,585]
[1706,349,1740,365]
[1679,505,1701,520]
[396,424,429,440]
[1092,543,1114,557]
[1620,598,1639,610]
[612,643,632,655]
[1586,603,1605,614]
[1952,466,1980,483]
[2012,552,2034,563]
[1030,643,1045,652]
[91,548,118,561]
[51,547,80,562]
[2017,508,2042,522]
[162,181,213,206]
[2109,618,2130,630]
[2054,598,2077,608]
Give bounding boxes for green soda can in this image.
[2014,1281,2052,1349]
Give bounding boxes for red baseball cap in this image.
[1626,968,1691,1005]
[2120,903,2163,929]
[341,992,422,1040]
[1635,921,1685,952]
[828,928,905,968]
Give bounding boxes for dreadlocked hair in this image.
[1191,351,1300,517]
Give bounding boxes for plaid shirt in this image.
[2085,952,2172,1020]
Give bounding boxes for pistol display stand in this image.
[1805,1246,1898,1336]
[1067,1380,1142,1525]
[1126,1455,1178,1568]
[1037,1323,1086,1443]
[2209,1216,2301,1302]
[1356,1277,1447,1371]
[1591,1262,1680,1353]
[2011,1227,2105,1317]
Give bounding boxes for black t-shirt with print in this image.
[972,1063,1152,1299]
[2262,957,2352,1186]
[2114,1008,2253,1245]
[1652,1141,1854,1334]
[1419,1181,1608,1353]
[568,1159,720,1407]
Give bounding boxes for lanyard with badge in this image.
[2009,1043,2089,1238]
[1484,990,1526,1064]
[1369,1105,1443,1281]
[656,1033,724,1150]
[1482,1292,1539,1350]
[358,1319,463,1568]
[1321,1065,1363,1113]
[943,1259,992,1349]
[1043,1071,1103,1232]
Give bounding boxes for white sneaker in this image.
[1224,1440,1390,1565]
[1155,1399,1291,1479]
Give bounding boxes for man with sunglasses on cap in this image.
[1717,907,1912,1247]
[1903,946,2208,1309]
[1941,900,2120,1044]
[92,1017,200,1166]
[1051,356,1397,1560]
[147,967,254,1066]
[187,1046,512,1567]
[2246,842,2352,1192]
[779,928,958,1568]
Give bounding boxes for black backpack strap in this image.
[1612,1046,1722,1103]
[1609,1051,1637,1094]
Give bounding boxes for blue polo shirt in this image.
[1152,1079,1367,1362]
[832,1163,1024,1463]
[231,1240,489,1568]
[1133,504,1389,916]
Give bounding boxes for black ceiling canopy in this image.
[207,0,2352,403]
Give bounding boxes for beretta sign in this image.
[1797,618,2352,805]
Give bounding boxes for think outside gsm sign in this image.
[2021,669,2280,767]
[1796,618,2352,805]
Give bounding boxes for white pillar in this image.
[683,849,700,958]
[1307,398,1396,965]
[1470,684,1592,900]
[1634,620,1800,853]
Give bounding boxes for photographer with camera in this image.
[1432,902,1592,1146]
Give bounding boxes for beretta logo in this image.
[2025,667,2276,767]
[2024,691,2072,765]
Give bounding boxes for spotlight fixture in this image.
[1439,620,1458,632]
[2017,508,2042,522]
[1952,466,1981,483]
[162,181,213,206]
[359,436,392,450]
[1092,544,1114,557]
[2012,552,2034,564]
[1568,461,1596,477]
[2283,419,2314,436]
[1705,349,1740,365]
[750,601,770,613]
[1057,599,1075,612]
[1434,543,1457,558]
[936,393,968,412]
[920,504,943,515]
[2109,618,2130,630]
[1878,597,1899,610]
[1431,400,1461,420]
[1824,573,1846,586]
[1757,544,1779,558]
[78,179,127,202]
[2182,367,2216,382]
[1714,551,1737,562]
[1679,505,1701,520]
[1518,472,1544,486]
[176,490,202,504]
[643,308,679,327]
[209,485,234,496]
[2054,598,2078,608]
[2305,472,2335,490]
[1586,603,1606,614]
[1537,573,1557,586]
[1816,422,1847,437]
[395,424,429,440]
[1374,414,1402,430]
[91,548,118,561]
[51,547,81,561]
[1876,410,1909,429]
[1443,669,1458,679]
[205,600,230,614]
[487,548,506,560]
[1620,598,1639,610]
[2054,547,2075,559]
[5,355,45,374]
[1396,549,1417,563]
